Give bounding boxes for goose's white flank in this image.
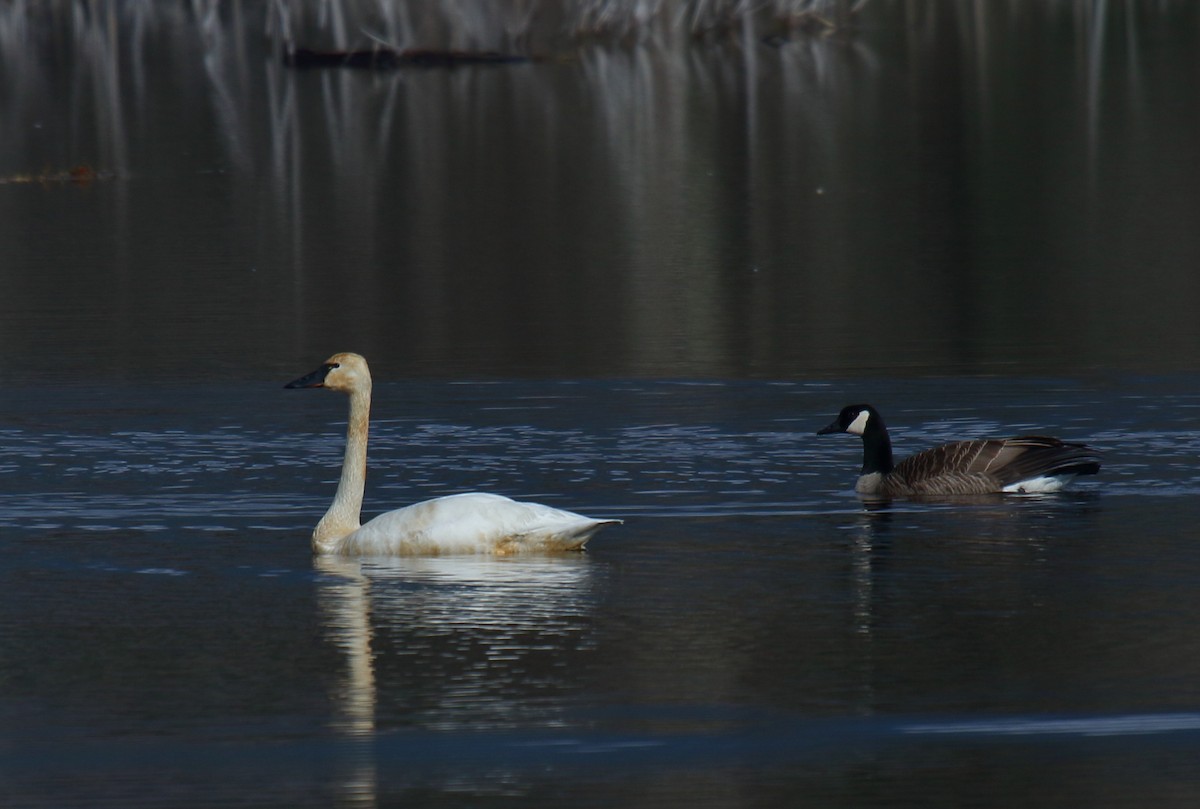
[286,353,619,555]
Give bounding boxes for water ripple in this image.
[3,378,1199,530]
[901,712,1200,738]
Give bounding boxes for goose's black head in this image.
[817,404,883,437]
[818,404,895,476]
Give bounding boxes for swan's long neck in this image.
[313,383,371,554]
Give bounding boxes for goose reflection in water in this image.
[315,553,599,801]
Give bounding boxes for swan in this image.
[817,403,1101,497]
[285,353,620,555]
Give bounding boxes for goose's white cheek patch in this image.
[847,410,871,435]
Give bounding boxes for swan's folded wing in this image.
[341,492,619,555]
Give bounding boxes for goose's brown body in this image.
[864,435,1100,496]
[819,405,1101,497]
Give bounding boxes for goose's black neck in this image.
[860,419,895,476]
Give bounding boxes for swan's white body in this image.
[287,353,619,556]
[331,492,614,556]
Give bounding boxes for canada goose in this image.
[286,353,619,555]
[817,404,1101,497]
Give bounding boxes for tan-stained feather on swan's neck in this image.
[313,359,373,554]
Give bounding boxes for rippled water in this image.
[4,375,1200,806]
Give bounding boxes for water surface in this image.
[4,376,1200,806]
[3,2,1200,806]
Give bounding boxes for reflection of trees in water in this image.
[1,1,867,55]
[315,553,597,801]
[3,1,1197,378]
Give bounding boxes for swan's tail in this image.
[570,518,623,549]
[507,518,622,553]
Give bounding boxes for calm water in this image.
[3,2,1200,806]
[4,376,1200,806]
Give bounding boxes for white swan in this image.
[286,353,620,556]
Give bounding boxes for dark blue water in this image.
[4,375,1200,806]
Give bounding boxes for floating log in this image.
[0,165,111,186]
[283,46,534,70]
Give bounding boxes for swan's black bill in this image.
[285,363,336,389]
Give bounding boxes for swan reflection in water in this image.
[315,553,600,802]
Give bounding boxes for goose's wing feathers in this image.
[891,436,1101,495]
[340,492,619,556]
[980,436,1102,483]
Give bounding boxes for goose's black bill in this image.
[816,404,876,436]
[285,363,336,389]
[816,419,842,435]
